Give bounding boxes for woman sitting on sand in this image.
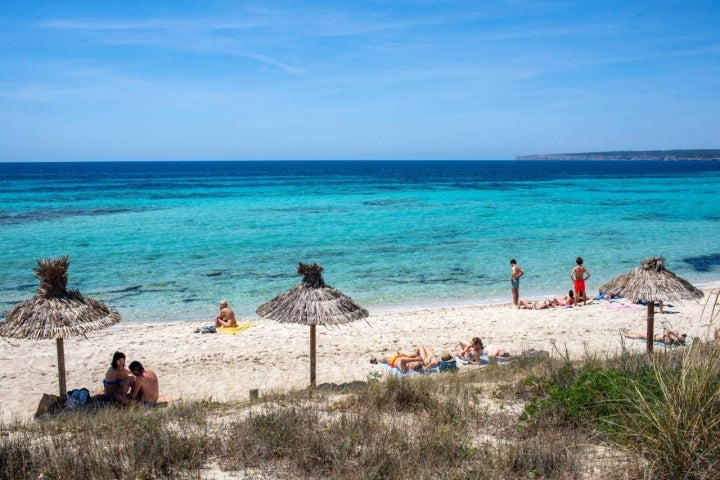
[104,351,135,404]
[555,290,574,306]
[624,328,687,346]
[518,291,574,310]
[482,342,517,358]
[370,345,444,372]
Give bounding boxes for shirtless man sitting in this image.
[129,361,160,405]
[214,300,237,327]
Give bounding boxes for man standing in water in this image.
[570,257,591,305]
[510,259,524,307]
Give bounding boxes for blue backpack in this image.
[68,388,90,405]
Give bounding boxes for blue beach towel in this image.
[632,338,686,349]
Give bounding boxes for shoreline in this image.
[2,288,717,424]
[115,278,720,326]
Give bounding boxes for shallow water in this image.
[1,160,719,323]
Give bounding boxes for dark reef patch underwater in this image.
[683,253,720,273]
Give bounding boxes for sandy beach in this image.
[1,292,717,424]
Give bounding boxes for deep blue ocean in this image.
[1,160,719,324]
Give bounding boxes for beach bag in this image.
[201,325,217,334]
[36,393,62,417]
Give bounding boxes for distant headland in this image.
[516,149,720,161]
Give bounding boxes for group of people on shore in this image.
[511,256,591,309]
[103,300,237,404]
[103,351,159,406]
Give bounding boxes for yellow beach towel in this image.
[217,323,254,335]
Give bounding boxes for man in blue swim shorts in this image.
[510,259,524,307]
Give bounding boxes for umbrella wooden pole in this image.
[56,338,66,398]
[646,303,655,354]
[310,325,316,388]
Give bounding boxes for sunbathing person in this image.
[554,290,575,306]
[455,337,484,364]
[370,345,443,372]
[104,351,135,404]
[517,298,557,310]
[457,337,517,360]
[624,328,687,345]
[482,342,518,359]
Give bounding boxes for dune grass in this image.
[1,344,719,479]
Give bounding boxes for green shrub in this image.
[610,346,720,479]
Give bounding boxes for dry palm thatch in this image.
[601,256,703,353]
[256,263,368,387]
[0,256,121,397]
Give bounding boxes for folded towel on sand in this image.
[217,324,254,335]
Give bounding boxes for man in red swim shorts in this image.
[570,256,591,305]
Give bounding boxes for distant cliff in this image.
[516,149,720,161]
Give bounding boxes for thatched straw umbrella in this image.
[0,257,120,397]
[256,263,369,388]
[600,256,703,353]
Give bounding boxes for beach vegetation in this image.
[1,343,720,479]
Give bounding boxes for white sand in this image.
[1,294,716,423]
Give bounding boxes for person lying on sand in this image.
[555,290,575,306]
[455,337,484,364]
[624,328,687,345]
[517,298,557,310]
[518,291,576,310]
[482,342,518,359]
[370,345,449,372]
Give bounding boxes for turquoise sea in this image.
[1,160,719,324]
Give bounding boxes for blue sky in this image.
[1,1,718,161]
